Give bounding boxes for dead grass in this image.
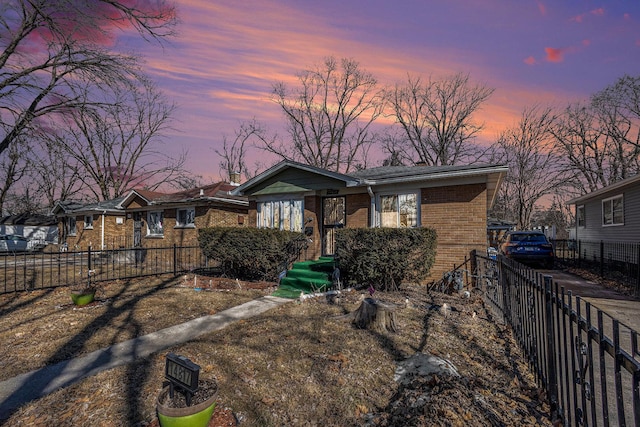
[0,275,552,426]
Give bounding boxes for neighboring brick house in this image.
[231,160,507,279]
[52,197,127,250]
[119,182,249,248]
[53,182,249,250]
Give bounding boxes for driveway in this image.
[539,269,640,332]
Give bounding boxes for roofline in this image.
[118,189,153,209]
[149,197,248,207]
[230,160,362,196]
[359,164,508,186]
[566,174,640,205]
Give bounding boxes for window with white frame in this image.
[576,205,585,228]
[602,195,623,226]
[147,211,164,236]
[380,193,418,228]
[67,217,77,235]
[176,207,195,227]
[257,199,304,232]
[84,215,93,229]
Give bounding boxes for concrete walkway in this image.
[0,295,291,420]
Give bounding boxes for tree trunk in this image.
[352,297,398,333]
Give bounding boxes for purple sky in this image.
[125,0,640,182]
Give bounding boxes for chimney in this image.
[199,188,204,196]
[229,171,241,186]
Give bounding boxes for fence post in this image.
[636,243,640,298]
[469,250,477,288]
[173,244,177,276]
[600,240,604,278]
[578,240,582,268]
[544,275,560,423]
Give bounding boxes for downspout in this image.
[101,211,106,250]
[367,186,375,227]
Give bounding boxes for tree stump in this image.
[352,297,398,333]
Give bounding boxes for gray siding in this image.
[575,180,640,243]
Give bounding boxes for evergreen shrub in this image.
[335,227,437,291]
[198,227,304,281]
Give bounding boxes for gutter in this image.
[101,211,106,250]
[367,185,376,227]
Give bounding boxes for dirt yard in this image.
[0,274,552,426]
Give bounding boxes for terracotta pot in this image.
[156,385,217,427]
[70,289,96,306]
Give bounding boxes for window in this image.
[602,195,623,226]
[576,205,585,228]
[176,207,195,227]
[84,215,93,229]
[257,199,303,231]
[147,211,164,236]
[67,217,77,236]
[380,193,418,228]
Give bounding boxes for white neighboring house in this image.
[0,214,58,249]
[567,174,640,243]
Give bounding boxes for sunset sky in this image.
[127,0,640,182]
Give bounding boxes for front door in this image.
[133,212,142,247]
[322,196,346,256]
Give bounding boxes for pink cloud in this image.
[537,1,547,16]
[591,8,605,16]
[524,56,537,65]
[571,14,584,23]
[582,39,591,47]
[544,47,565,62]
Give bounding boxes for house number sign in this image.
[165,353,200,405]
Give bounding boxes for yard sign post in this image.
[164,353,200,406]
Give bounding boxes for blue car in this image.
[0,234,30,253]
[499,231,554,269]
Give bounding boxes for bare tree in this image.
[0,139,29,214]
[388,72,494,166]
[216,119,268,182]
[0,0,177,158]
[46,79,184,201]
[494,106,570,230]
[551,76,640,194]
[28,137,85,208]
[266,57,384,173]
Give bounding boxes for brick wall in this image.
[421,183,488,279]
[62,214,127,250]
[346,193,370,228]
[135,206,248,248]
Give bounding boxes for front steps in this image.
[272,257,335,299]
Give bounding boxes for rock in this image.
[394,352,460,385]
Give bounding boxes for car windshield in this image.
[509,233,547,243]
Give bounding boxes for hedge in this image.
[198,227,305,281]
[335,227,437,291]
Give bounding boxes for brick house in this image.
[54,182,249,250]
[118,182,248,248]
[52,197,127,250]
[231,160,507,279]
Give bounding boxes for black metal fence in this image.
[0,245,208,294]
[472,252,640,426]
[553,239,640,296]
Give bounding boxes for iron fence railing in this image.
[471,252,640,427]
[553,239,640,297]
[0,245,208,294]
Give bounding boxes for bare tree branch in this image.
[388,72,494,166]
[266,57,384,173]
